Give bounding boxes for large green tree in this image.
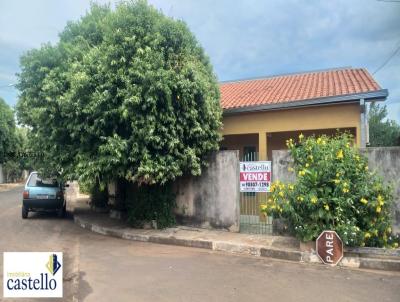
[0,97,16,164]
[368,103,400,147]
[17,1,222,186]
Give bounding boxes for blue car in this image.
[22,172,67,219]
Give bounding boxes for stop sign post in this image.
[316,230,343,266]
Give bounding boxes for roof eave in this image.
[222,89,388,115]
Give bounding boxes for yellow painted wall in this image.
[265,128,356,159]
[222,102,361,160]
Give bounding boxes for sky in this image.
[0,0,399,122]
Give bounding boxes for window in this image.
[243,146,257,161]
[28,173,59,188]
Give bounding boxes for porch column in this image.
[258,132,267,160]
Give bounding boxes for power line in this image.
[373,41,400,75]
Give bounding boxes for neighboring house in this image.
[220,67,388,160]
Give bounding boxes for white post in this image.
[360,99,366,148]
[365,102,370,146]
[0,164,4,184]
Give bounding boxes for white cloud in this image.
[0,0,399,124]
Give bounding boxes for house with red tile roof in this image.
[220,67,388,160]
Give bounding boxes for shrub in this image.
[261,133,399,248]
[127,183,176,229]
[80,180,108,208]
[90,184,109,208]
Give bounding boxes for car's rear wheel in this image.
[58,203,66,218]
[22,206,28,219]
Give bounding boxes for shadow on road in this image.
[77,271,93,301]
[27,210,74,221]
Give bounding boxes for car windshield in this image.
[28,173,59,188]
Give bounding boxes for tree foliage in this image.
[0,98,30,182]
[3,127,31,182]
[0,97,16,163]
[16,0,222,186]
[369,103,400,147]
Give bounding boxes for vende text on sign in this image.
[316,230,343,266]
[239,161,271,192]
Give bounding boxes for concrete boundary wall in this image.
[174,151,240,232]
[360,147,400,231]
[272,147,400,231]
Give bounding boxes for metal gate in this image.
[239,151,273,234]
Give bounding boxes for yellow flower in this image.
[365,166,369,171]
[377,195,384,206]
[355,155,360,161]
[393,243,399,248]
[324,204,329,211]
[322,140,326,145]
[308,155,313,161]
[364,232,371,239]
[288,167,294,172]
[346,142,350,148]
[333,179,340,184]
[299,133,304,141]
[387,227,392,233]
[360,198,368,204]
[343,182,349,187]
[260,204,267,211]
[342,188,349,193]
[297,196,304,202]
[278,191,284,197]
[317,137,322,144]
[336,149,344,159]
[376,206,382,213]
[305,163,309,167]
[298,170,306,176]
[311,196,318,204]
[286,138,294,148]
[288,185,294,190]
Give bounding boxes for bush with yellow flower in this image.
[261,133,399,248]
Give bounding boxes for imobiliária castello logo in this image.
[3,252,63,298]
[46,253,62,276]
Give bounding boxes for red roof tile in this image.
[220,68,381,110]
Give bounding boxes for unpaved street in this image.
[1,187,399,302]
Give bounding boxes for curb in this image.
[73,214,400,272]
[0,183,24,192]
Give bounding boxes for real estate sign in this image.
[239,161,271,192]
